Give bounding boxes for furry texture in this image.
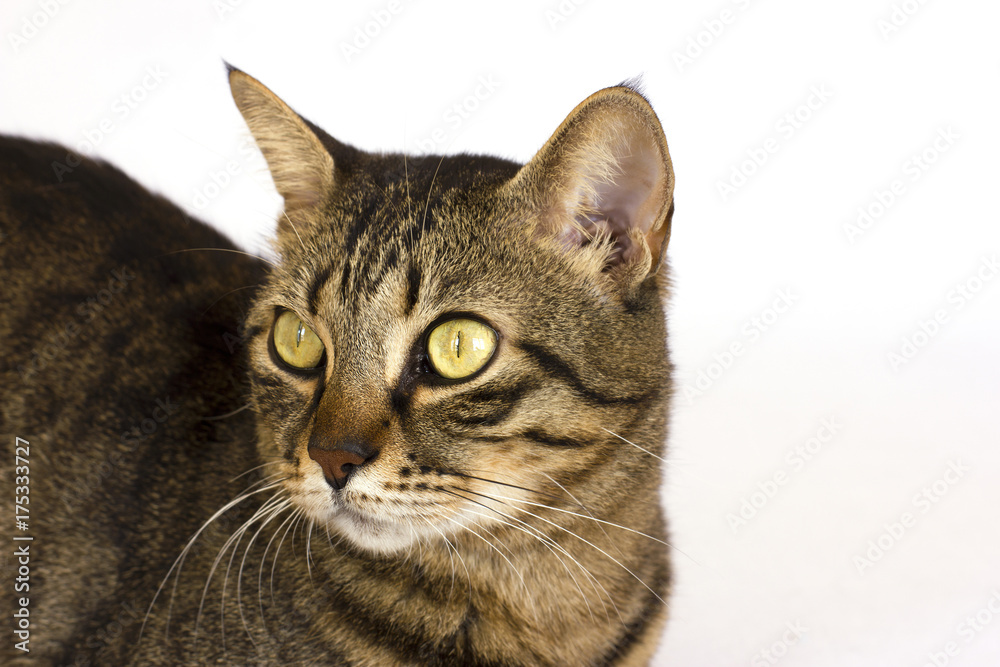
[0,69,676,665]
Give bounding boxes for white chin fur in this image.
[291,471,460,555]
[326,506,420,555]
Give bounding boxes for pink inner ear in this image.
[571,137,663,268]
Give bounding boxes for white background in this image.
[2,1,999,665]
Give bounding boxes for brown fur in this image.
[0,68,676,665]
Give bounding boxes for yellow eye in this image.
[427,318,497,380]
[273,310,325,370]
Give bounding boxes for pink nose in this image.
[308,446,370,490]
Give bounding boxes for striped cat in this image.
[0,66,675,665]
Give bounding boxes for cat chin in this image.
[324,505,425,555]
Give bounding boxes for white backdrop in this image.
[3,1,998,665]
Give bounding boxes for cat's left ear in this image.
[510,84,674,290]
[227,65,335,227]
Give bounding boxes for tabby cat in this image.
[0,66,675,666]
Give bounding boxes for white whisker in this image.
[140,478,287,643]
[600,427,666,463]
[204,402,254,421]
[280,210,308,253]
[270,508,303,605]
[237,497,291,644]
[162,246,279,269]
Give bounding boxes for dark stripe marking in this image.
[522,429,588,448]
[249,371,284,389]
[307,266,332,314]
[339,259,353,301]
[242,324,266,341]
[598,557,670,666]
[309,567,512,667]
[445,379,538,427]
[519,341,650,406]
[404,263,421,315]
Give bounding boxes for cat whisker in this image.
[491,490,672,547]
[403,153,413,232]
[453,497,609,627]
[536,469,628,562]
[484,496,668,608]
[438,511,535,621]
[420,154,447,234]
[450,480,666,613]
[197,490,287,644]
[260,506,301,623]
[600,427,713,488]
[160,246,279,269]
[477,464,668,550]
[219,496,287,649]
[270,508,303,606]
[199,284,261,318]
[600,427,665,463]
[425,518,460,601]
[204,402,254,421]
[445,488,608,625]
[228,459,283,483]
[451,487,617,626]
[305,517,316,582]
[236,497,292,646]
[417,509,472,605]
[447,469,571,507]
[531,465,701,567]
[140,478,287,644]
[280,210,308,253]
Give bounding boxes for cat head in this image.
[231,67,674,555]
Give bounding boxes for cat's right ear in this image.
[227,65,334,225]
[508,84,674,292]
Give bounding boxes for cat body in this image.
[0,69,675,665]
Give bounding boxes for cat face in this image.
[233,68,674,555]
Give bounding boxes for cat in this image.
[0,65,676,666]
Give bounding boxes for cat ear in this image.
[227,65,334,221]
[511,84,674,289]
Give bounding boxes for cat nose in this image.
[308,441,377,490]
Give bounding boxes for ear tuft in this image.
[228,67,335,219]
[511,84,674,289]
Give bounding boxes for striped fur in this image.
[0,68,675,665]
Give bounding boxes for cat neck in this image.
[299,498,669,664]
